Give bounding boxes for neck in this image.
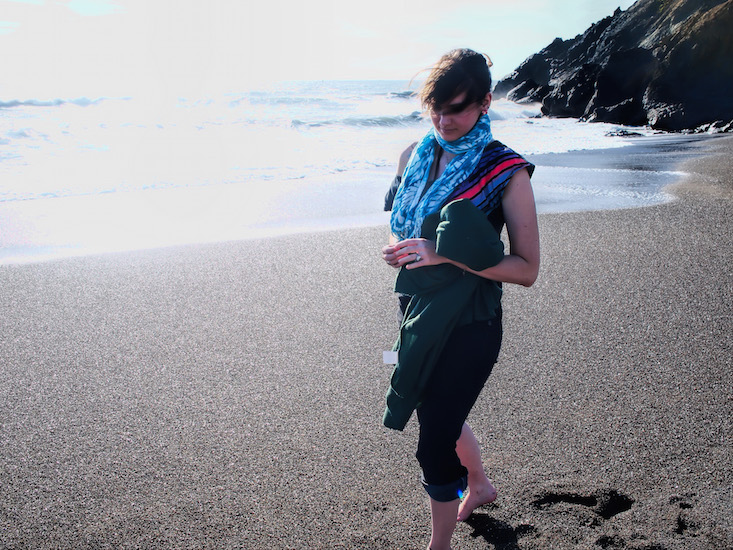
[434,113,492,155]
[430,146,455,183]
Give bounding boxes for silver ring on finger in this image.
[414,253,421,262]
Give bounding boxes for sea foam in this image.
[0,80,672,263]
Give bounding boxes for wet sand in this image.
[0,135,731,548]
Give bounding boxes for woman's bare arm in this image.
[463,168,539,286]
[382,168,540,287]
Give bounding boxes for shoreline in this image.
[0,136,731,549]
[0,132,721,267]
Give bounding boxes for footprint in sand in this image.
[531,487,635,520]
[669,493,699,538]
[463,488,636,548]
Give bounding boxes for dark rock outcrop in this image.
[494,0,733,131]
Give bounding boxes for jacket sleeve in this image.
[435,199,504,271]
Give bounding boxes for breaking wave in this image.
[0,97,110,108]
[292,111,423,128]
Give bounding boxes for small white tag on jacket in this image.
[383,351,398,365]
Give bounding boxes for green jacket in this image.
[383,199,504,431]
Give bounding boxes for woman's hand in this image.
[381,238,442,269]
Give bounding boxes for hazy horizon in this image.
[1,0,636,99]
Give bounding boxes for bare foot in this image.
[457,481,497,521]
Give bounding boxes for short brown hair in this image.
[419,49,493,111]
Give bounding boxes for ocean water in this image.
[0,80,677,264]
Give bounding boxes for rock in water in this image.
[494,0,733,131]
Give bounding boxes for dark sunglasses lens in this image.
[437,99,474,116]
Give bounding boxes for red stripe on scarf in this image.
[454,157,527,201]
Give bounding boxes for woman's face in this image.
[429,91,491,142]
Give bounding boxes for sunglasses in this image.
[429,97,480,117]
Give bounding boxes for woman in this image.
[382,49,539,550]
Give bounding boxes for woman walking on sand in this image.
[382,49,539,550]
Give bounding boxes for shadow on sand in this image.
[465,512,535,549]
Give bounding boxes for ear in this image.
[481,92,492,114]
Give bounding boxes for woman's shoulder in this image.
[398,142,418,171]
[483,139,522,158]
[480,140,535,178]
[402,141,418,155]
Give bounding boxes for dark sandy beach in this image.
[1,136,731,549]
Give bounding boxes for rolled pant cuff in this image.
[421,473,468,502]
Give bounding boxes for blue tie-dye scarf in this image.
[390,114,493,240]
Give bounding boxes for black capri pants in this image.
[415,315,502,501]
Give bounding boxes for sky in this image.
[0,0,638,99]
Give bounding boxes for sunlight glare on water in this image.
[0,81,674,264]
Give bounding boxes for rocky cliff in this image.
[494,0,733,131]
